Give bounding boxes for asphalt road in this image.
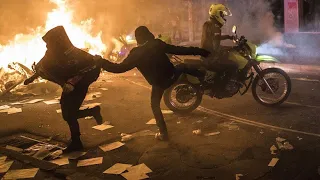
[0,69,319,180]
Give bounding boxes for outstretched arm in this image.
[98,51,138,73]
[161,40,210,57]
[24,73,40,85]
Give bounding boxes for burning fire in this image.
[0,0,107,71]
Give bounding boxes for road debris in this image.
[6,145,23,152]
[100,88,108,91]
[99,141,125,152]
[0,105,10,110]
[235,174,243,180]
[43,99,60,105]
[85,116,93,120]
[32,146,52,160]
[297,136,303,140]
[283,142,294,150]
[146,118,156,125]
[106,80,113,83]
[77,157,103,167]
[0,107,22,114]
[0,161,14,173]
[161,110,174,114]
[2,168,39,179]
[50,157,69,166]
[204,132,220,136]
[270,145,278,155]
[121,134,134,142]
[85,92,102,101]
[192,129,202,135]
[92,123,114,131]
[177,121,181,124]
[103,163,132,175]
[268,158,279,167]
[121,170,149,180]
[63,151,87,160]
[218,121,240,130]
[25,99,44,104]
[276,137,286,143]
[56,109,62,114]
[122,163,152,180]
[276,137,294,150]
[0,156,7,164]
[49,150,63,160]
[259,130,264,134]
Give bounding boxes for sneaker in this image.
[92,106,103,125]
[63,139,84,153]
[155,132,169,141]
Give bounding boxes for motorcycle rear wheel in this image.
[252,68,291,106]
[164,81,202,114]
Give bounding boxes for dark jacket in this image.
[101,39,208,88]
[201,18,231,54]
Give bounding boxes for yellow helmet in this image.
[209,4,232,25]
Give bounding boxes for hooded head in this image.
[42,26,74,53]
[135,26,155,46]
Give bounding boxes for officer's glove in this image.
[63,83,75,94]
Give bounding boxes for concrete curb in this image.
[260,63,320,76]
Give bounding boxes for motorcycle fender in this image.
[186,74,201,84]
[256,55,279,63]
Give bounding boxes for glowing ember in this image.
[0,0,107,70]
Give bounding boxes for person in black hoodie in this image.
[24,26,103,153]
[99,26,210,140]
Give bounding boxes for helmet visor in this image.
[223,8,232,17]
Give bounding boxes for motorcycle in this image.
[163,25,292,113]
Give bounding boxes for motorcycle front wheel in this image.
[252,68,291,106]
[164,81,202,114]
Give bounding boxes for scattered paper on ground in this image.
[276,137,286,142]
[80,103,102,110]
[0,161,14,173]
[283,142,294,150]
[92,123,114,131]
[132,130,155,137]
[121,134,133,142]
[0,156,7,164]
[43,99,60,105]
[0,105,10,110]
[146,119,156,125]
[103,163,132,174]
[100,88,108,91]
[63,151,87,160]
[177,121,181,124]
[236,174,243,180]
[85,116,94,120]
[6,145,23,152]
[99,141,125,152]
[268,158,279,167]
[55,97,61,100]
[106,80,113,83]
[121,171,149,180]
[126,163,152,174]
[161,110,173,114]
[204,132,220,136]
[297,136,303,140]
[77,157,103,167]
[270,145,277,155]
[32,147,52,160]
[85,92,102,101]
[0,108,22,115]
[50,158,69,166]
[56,109,62,114]
[193,129,202,135]
[25,99,44,104]
[2,168,39,179]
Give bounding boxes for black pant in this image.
[60,69,100,140]
[151,86,167,135]
[151,65,204,135]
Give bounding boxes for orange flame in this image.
[0,0,107,70]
